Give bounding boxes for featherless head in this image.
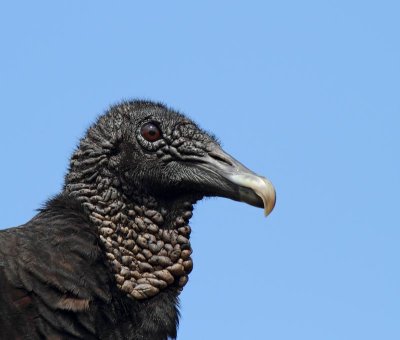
[65,100,276,300]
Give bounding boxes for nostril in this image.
[208,151,233,166]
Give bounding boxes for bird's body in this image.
[0,195,179,339]
[0,101,275,339]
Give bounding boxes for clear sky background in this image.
[0,1,399,339]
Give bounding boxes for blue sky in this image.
[0,1,399,339]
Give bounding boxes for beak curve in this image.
[195,145,276,216]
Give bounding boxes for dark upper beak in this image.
[194,145,276,216]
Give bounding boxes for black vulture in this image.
[0,100,276,339]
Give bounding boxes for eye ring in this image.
[141,122,162,142]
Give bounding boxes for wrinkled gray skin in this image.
[0,100,275,340]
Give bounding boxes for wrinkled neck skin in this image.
[65,145,197,301]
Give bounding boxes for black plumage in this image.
[0,100,275,339]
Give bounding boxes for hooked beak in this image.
[194,145,276,216]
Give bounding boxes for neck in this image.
[65,164,195,301]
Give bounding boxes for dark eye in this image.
[141,122,162,142]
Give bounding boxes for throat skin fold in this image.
[65,154,196,301]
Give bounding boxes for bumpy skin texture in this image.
[0,101,221,339]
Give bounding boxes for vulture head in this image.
[65,100,276,300]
